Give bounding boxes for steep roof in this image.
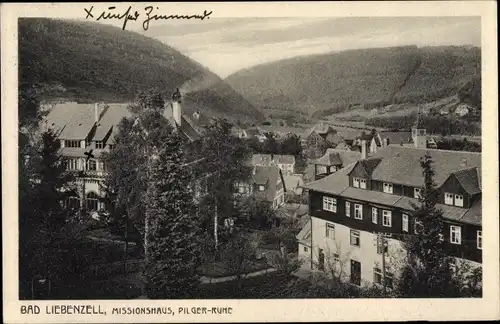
[296,218,312,245]
[93,103,133,141]
[305,145,482,225]
[452,167,481,195]
[314,148,361,166]
[356,158,383,176]
[44,103,96,140]
[252,166,282,202]
[369,145,481,187]
[163,101,202,142]
[380,131,412,145]
[283,174,304,191]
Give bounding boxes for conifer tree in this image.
[397,153,459,297]
[143,120,203,299]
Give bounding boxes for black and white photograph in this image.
[2,1,499,323]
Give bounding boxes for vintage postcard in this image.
[2,1,499,323]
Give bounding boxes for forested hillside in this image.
[225,45,481,116]
[18,18,264,123]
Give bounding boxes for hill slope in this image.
[19,18,264,123]
[224,45,480,116]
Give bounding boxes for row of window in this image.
[64,158,105,171]
[322,196,482,249]
[64,193,100,211]
[63,140,114,150]
[65,140,82,148]
[352,180,466,208]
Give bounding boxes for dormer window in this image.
[454,194,464,207]
[353,177,366,189]
[414,188,421,199]
[95,141,104,149]
[258,185,265,192]
[383,183,393,194]
[65,140,80,148]
[444,192,454,205]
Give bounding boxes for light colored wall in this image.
[310,216,407,286]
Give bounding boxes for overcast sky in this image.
[135,17,480,78]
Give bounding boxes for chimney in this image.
[172,88,182,126]
[94,103,100,123]
[361,139,368,160]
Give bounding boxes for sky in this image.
[134,17,481,78]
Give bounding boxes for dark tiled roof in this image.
[370,145,482,187]
[357,158,383,176]
[314,148,362,166]
[296,218,312,245]
[163,102,202,142]
[252,166,282,202]
[453,167,481,195]
[305,145,482,225]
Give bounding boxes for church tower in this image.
[412,105,427,149]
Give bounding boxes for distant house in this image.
[335,141,353,151]
[455,104,471,117]
[303,123,338,157]
[231,126,249,139]
[251,154,295,175]
[312,148,362,180]
[283,174,305,195]
[247,128,267,142]
[257,125,306,140]
[234,166,286,209]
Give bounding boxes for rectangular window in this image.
[360,179,367,189]
[455,194,464,207]
[333,253,340,262]
[354,204,363,220]
[304,246,308,252]
[108,144,115,150]
[382,210,392,227]
[414,188,421,199]
[414,219,423,235]
[372,208,378,224]
[450,225,462,245]
[316,165,327,175]
[323,197,337,212]
[259,185,265,191]
[86,159,97,171]
[377,239,388,254]
[326,223,335,239]
[373,267,382,284]
[95,141,104,149]
[353,177,360,188]
[350,230,360,247]
[444,192,454,205]
[402,214,409,233]
[383,183,393,194]
[345,201,351,217]
[477,231,482,250]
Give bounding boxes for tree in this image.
[396,153,459,297]
[264,223,303,276]
[143,114,203,299]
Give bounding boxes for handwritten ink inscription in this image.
[84,6,212,31]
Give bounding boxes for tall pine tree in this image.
[143,115,203,298]
[397,153,459,297]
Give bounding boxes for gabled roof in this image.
[296,218,312,245]
[353,158,383,177]
[93,103,133,141]
[252,166,282,202]
[369,145,481,187]
[452,167,481,195]
[380,131,412,146]
[43,103,96,140]
[315,148,362,166]
[283,174,304,191]
[163,101,202,142]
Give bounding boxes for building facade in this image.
[299,124,482,288]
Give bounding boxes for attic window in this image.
[95,141,104,149]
